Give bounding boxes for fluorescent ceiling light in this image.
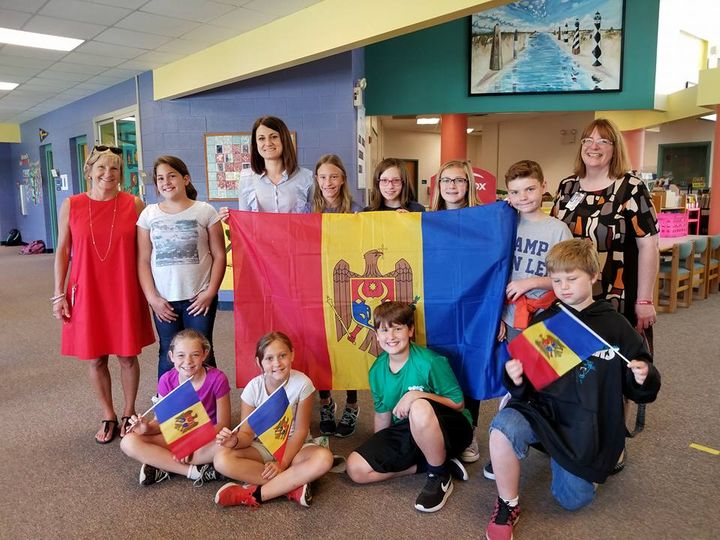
[466,128,474,133]
[0,27,83,51]
[0,81,19,91]
[417,117,440,125]
[700,113,716,121]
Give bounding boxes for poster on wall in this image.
[469,0,624,95]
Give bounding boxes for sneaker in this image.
[286,483,312,507]
[193,463,224,487]
[485,497,520,540]
[335,405,359,437]
[214,482,260,507]
[414,473,453,513]
[447,458,469,481]
[460,428,480,463]
[319,399,337,435]
[483,461,496,480]
[139,463,169,486]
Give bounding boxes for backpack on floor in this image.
[19,240,45,255]
[1,228,23,246]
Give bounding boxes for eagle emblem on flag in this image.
[535,334,565,359]
[329,249,414,357]
[174,409,199,433]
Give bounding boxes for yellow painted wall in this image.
[0,124,21,143]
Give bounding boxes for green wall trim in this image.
[366,0,659,115]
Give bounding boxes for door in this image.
[70,135,88,193]
[94,107,141,196]
[40,144,58,250]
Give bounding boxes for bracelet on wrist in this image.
[52,297,66,305]
[50,293,65,302]
[635,300,654,305]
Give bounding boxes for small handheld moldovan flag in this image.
[154,380,216,460]
[245,385,293,462]
[508,305,608,390]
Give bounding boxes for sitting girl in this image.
[213,332,333,508]
[120,329,231,486]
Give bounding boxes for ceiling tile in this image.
[74,40,148,59]
[0,54,56,69]
[30,77,77,90]
[35,69,89,82]
[0,0,46,13]
[86,0,147,8]
[209,7,275,31]
[114,12,200,38]
[0,65,45,79]
[0,8,33,28]
[93,27,172,49]
[23,14,105,40]
[61,51,126,67]
[0,44,67,61]
[45,61,108,75]
[39,0,131,26]
[141,0,235,23]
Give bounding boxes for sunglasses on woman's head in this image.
[93,145,122,155]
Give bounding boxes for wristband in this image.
[50,293,65,302]
[635,300,654,305]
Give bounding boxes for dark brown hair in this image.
[372,301,415,330]
[250,116,298,176]
[573,118,630,180]
[255,331,294,360]
[367,158,416,211]
[153,155,197,200]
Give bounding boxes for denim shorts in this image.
[489,407,596,511]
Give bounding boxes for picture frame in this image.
[469,0,625,96]
[204,131,298,201]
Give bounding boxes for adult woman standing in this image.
[53,146,154,444]
[552,119,659,333]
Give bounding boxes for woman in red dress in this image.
[53,146,154,444]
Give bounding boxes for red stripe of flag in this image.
[167,422,216,460]
[508,334,561,389]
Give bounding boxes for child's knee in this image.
[119,432,138,456]
[551,479,596,511]
[213,446,233,471]
[313,447,334,474]
[346,451,371,483]
[407,398,435,426]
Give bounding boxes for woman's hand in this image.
[187,289,215,316]
[218,207,230,222]
[634,303,656,332]
[148,295,177,323]
[52,298,70,321]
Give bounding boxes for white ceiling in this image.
[0,0,322,124]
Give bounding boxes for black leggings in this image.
[319,390,358,404]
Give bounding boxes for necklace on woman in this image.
[88,193,118,262]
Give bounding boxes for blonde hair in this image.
[546,239,600,277]
[430,160,479,211]
[312,154,355,213]
[84,147,123,185]
[169,329,211,354]
[574,118,630,180]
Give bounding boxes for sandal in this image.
[95,418,118,444]
[119,416,134,438]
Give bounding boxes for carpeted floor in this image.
[1,246,718,539]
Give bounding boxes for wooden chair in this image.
[706,235,720,295]
[656,241,694,313]
[691,237,709,300]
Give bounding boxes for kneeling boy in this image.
[485,239,661,540]
[346,301,473,513]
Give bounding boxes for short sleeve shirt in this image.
[157,367,230,425]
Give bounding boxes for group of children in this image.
[119,114,661,539]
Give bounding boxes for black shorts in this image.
[353,399,473,473]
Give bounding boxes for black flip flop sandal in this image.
[95,418,118,444]
[119,416,133,438]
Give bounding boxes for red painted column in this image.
[622,128,646,172]
[440,114,468,164]
[709,105,720,234]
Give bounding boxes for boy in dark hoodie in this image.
[485,239,661,540]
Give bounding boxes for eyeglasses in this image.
[580,138,613,147]
[93,145,122,155]
[379,178,403,187]
[439,177,468,185]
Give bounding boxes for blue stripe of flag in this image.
[247,386,290,435]
[155,381,198,423]
[543,309,607,358]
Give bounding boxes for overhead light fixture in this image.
[700,114,717,121]
[416,117,440,125]
[0,81,19,91]
[0,27,84,51]
[466,128,475,134]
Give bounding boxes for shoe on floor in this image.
[483,461,495,480]
[319,399,337,435]
[485,497,520,540]
[286,483,312,507]
[214,482,260,507]
[95,418,118,444]
[460,428,480,463]
[335,405,359,438]
[414,473,453,513]
[139,463,170,486]
[193,463,224,487]
[610,449,626,475]
[447,458,469,481]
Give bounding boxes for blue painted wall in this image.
[365,0,660,115]
[0,143,14,239]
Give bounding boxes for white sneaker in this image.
[460,428,480,463]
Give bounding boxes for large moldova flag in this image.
[229,202,517,400]
[155,380,216,460]
[245,385,293,462]
[508,305,608,390]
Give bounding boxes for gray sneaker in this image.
[335,405,359,438]
[319,399,337,435]
[139,463,169,486]
[460,428,480,463]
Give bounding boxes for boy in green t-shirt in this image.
[346,301,473,513]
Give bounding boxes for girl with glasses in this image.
[365,158,425,212]
[429,160,479,211]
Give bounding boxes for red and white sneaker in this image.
[485,497,520,540]
[214,482,260,508]
[286,483,312,507]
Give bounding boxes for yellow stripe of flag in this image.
[523,322,583,377]
[159,402,212,445]
[321,212,425,389]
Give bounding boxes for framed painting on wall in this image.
[204,132,253,201]
[469,0,625,96]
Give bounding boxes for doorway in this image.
[70,135,88,193]
[390,158,420,202]
[657,142,711,190]
[40,144,58,250]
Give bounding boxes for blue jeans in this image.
[154,295,218,379]
[489,407,595,511]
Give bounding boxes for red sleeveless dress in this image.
[61,192,154,359]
